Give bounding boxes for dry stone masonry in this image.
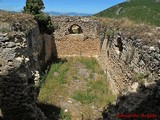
[99,19,160,119]
[0,13,104,119]
[0,12,54,120]
[0,11,160,120]
[52,16,103,57]
[99,25,160,93]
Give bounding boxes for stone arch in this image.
[68,24,83,34]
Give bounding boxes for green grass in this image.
[60,109,71,120]
[46,61,70,85]
[132,72,152,84]
[72,76,116,106]
[132,73,145,83]
[72,78,115,106]
[94,0,160,26]
[38,60,70,104]
[36,71,48,88]
[71,58,115,106]
[38,57,116,119]
[72,90,96,104]
[78,57,102,73]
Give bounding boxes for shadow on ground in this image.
[102,81,160,120]
[36,58,68,120]
[53,58,68,64]
[37,102,61,120]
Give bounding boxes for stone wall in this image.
[52,16,103,58]
[103,81,160,120]
[0,12,54,120]
[97,19,160,119]
[1,12,160,120]
[0,13,104,120]
[98,20,160,94]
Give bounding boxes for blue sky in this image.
[0,0,125,14]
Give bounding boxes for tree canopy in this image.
[23,0,54,34]
[23,0,45,14]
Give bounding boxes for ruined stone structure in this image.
[0,11,160,120]
[0,12,54,120]
[0,13,103,119]
[99,23,160,94]
[52,16,103,58]
[98,20,160,119]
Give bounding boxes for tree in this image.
[23,0,44,14]
[23,0,54,34]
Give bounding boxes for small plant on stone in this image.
[132,72,145,84]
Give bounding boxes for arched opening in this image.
[115,37,123,52]
[115,37,123,59]
[68,24,83,34]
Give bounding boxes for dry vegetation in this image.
[0,11,33,22]
[93,16,160,45]
[0,11,36,32]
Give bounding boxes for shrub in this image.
[34,13,54,34]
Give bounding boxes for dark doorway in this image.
[68,24,83,34]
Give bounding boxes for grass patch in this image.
[38,57,116,119]
[38,60,69,104]
[36,70,48,88]
[78,57,98,72]
[132,72,152,84]
[46,61,69,85]
[60,109,71,120]
[72,90,96,104]
[72,75,116,106]
[88,79,116,107]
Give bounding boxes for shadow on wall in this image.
[102,81,160,120]
[53,58,68,64]
[40,34,58,72]
[0,108,2,119]
[50,35,58,60]
[0,67,46,120]
[0,67,63,120]
[42,33,58,73]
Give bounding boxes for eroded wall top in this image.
[52,16,103,39]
